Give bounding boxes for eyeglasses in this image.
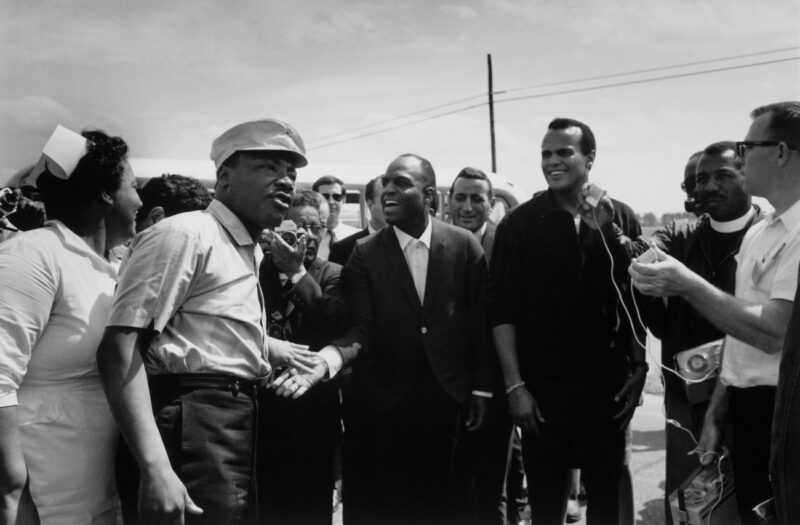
[735,141,797,157]
[321,192,344,202]
[294,222,325,235]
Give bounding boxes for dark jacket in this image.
[487,189,641,393]
[772,260,800,523]
[632,208,763,397]
[260,255,348,350]
[329,228,371,266]
[332,220,491,413]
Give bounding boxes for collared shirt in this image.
[107,200,270,379]
[721,198,800,387]
[394,221,433,304]
[318,221,361,260]
[0,221,117,406]
[472,222,488,243]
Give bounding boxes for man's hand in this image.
[267,338,319,370]
[465,395,489,432]
[508,386,545,436]
[629,246,701,298]
[266,230,306,276]
[614,367,647,429]
[577,182,615,231]
[270,357,329,399]
[695,418,724,466]
[139,464,202,524]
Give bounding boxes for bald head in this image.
[388,154,437,188]
[382,153,437,237]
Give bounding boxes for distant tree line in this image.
[636,211,695,227]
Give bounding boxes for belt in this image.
[148,373,263,398]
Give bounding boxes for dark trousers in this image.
[453,395,524,525]
[664,388,709,522]
[149,375,259,525]
[343,373,463,525]
[520,383,625,525]
[728,385,776,525]
[257,380,339,525]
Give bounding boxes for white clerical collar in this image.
[709,206,755,233]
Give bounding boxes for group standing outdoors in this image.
[1,101,800,525]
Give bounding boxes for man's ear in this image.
[216,166,230,189]
[100,190,114,206]
[146,206,166,227]
[586,151,596,170]
[424,186,436,203]
[777,142,792,167]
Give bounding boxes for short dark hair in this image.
[37,129,128,221]
[312,175,346,194]
[365,175,382,203]
[547,118,596,156]
[292,190,324,212]
[449,167,494,199]
[395,153,436,188]
[751,101,800,149]
[702,141,743,170]
[139,174,212,219]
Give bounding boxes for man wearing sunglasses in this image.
[630,101,800,525]
[313,175,359,260]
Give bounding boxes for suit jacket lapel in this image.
[383,227,424,312]
[422,221,446,316]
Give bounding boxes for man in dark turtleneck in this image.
[632,140,761,520]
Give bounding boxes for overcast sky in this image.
[1,0,798,214]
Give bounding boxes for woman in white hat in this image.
[0,127,141,524]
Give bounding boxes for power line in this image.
[309,102,486,150]
[307,55,799,151]
[500,46,800,94]
[307,93,486,142]
[308,47,798,145]
[495,56,799,105]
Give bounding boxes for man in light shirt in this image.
[313,175,359,260]
[97,119,328,524]
[329,175,385,265]
[316,154,491,524]
[630,102,800,525]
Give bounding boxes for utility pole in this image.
[487,53,497,173]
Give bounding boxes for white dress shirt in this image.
[721,198,800,387]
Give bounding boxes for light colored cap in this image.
[32,125,90,180]
[210,119,307,169]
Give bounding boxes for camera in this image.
[0,187,19,218]
[274,220,305,247]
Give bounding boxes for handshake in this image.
[267,337,331,399]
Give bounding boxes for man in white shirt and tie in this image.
[313,175,359,260]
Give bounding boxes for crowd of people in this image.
[0,101,799,525]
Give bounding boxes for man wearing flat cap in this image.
[98,119,328,524]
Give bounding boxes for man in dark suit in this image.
[449,167,529,525]
[329,175,385,265]
[321,154,492,525]
[257,190,348,525]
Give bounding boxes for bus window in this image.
[340,190,363,229]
